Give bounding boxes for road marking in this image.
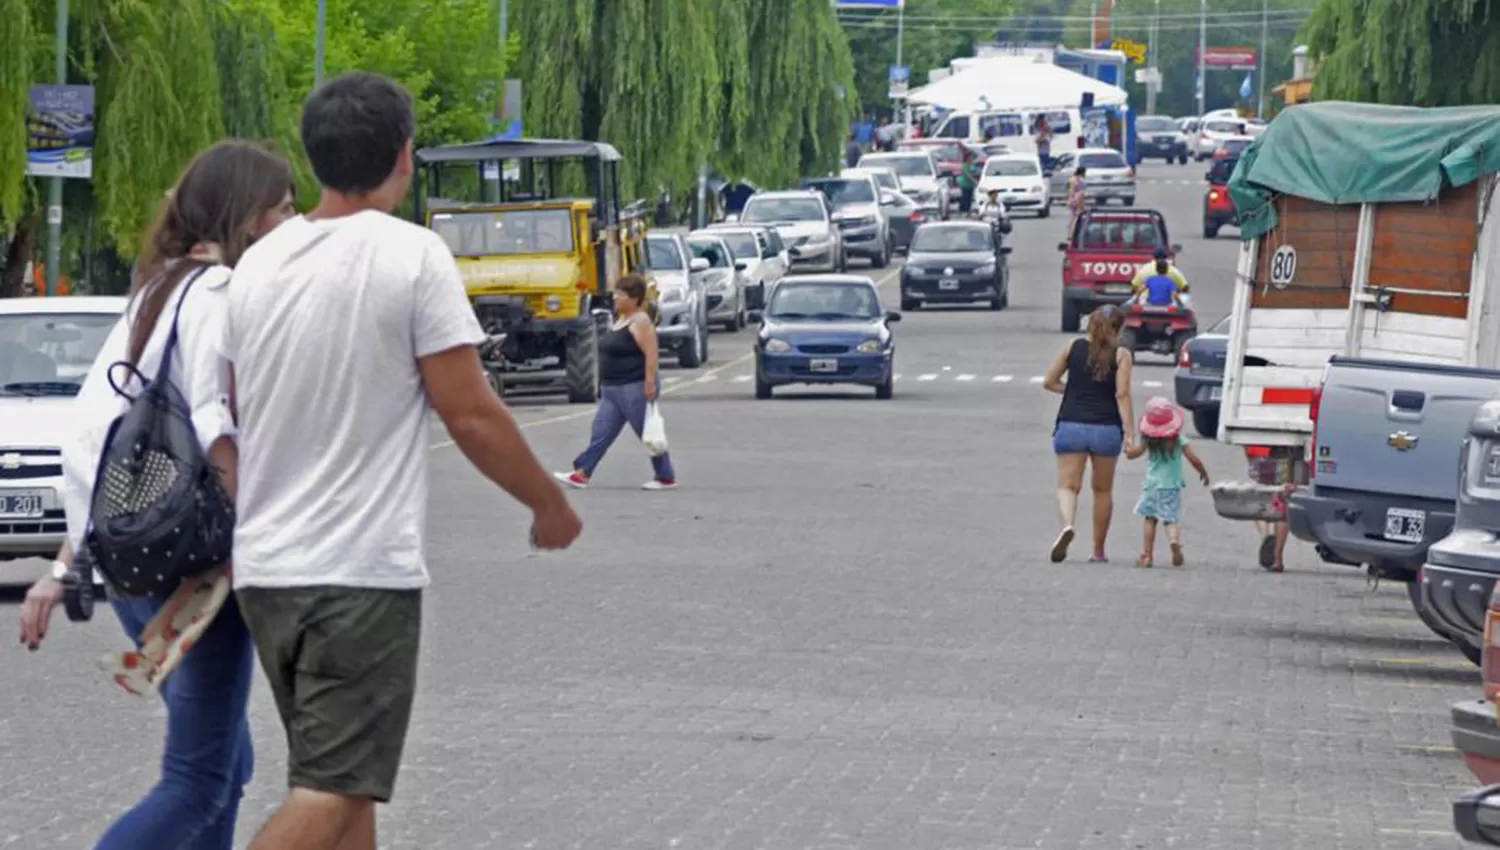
[942,365,952,371]
[955,374,976,382]
[1394,744,1460,755]
[428,264,904,449]
[917,374,938,382]
[993,375,1013,382]
[732,375,751,382]
[1142,380,1163,388]
[697,374,718,382]
[1029,376,1044,383]
[893,374,902,381]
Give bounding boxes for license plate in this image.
[1104,284,1133,294]
[1208,386,1222,401]
[939,278,960,290]
[0,489,47,519]
[809,359,839,373]
[1384,507,1426,544]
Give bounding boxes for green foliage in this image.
[0,0,32,231]
[1303,0,1500,106]
[845,0,1013,114]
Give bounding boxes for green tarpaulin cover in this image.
[1227,101,1500,240]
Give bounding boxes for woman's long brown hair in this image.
[128,141,294,365]
[1085,309,1118,381]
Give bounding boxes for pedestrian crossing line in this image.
[732,375,751,383]
[1142,380,1164,388]
[1029,376,1044,383]
[664,376,684,384]
[918,374,938,381]
[697,374,718,382]
[690,372,1184,388]
[956,374,976,382]
[993,375,1014,382]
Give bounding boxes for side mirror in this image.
[746,309,763,324]
[788,247,803,259]
[999,246,1013,255]
[885,310,902,323]
[880,190,899,206]
[690,257,711,272]
[734,260,748,271]
[1456,784,1500,844]
[1057,241,1068,251]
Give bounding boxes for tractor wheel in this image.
[565,320,602,403]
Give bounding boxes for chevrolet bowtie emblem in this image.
[943,267,954,276]
[1388,431,1419,451]
[0,453,21,470]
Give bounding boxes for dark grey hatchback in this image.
[898,221,1011,311]
[1172,314,1230,438]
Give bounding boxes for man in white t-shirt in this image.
[225,71,582,850]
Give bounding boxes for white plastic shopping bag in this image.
[642,402,669,457]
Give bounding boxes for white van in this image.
[928,108,1086,159]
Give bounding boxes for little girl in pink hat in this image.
[1125,397,1211,567]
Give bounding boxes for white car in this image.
[856,151,950,220]
[977,153,1049,217]
[1048,148,1137,206]
[0,296,126,587]
[739,190,845,273]
[686,232,752,332]
[1194,116,1251,160]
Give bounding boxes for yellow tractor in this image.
[413,139,653,403]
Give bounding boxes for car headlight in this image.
[854,216,878,227]
[976,264,996,276]
[856,339,885,354]
[660,288,684,304]
[763,338,791,353]
[545,295,563,312]
[906,266,923,276]
[1029,185,1043,193]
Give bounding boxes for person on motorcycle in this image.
[1131,248,1189,307]
[975,187,1013,235]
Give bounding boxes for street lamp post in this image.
[44,0,69,296]
[1196,0,1207,116]
[1256,0,1268,117]
[1145,0,1160,115]
[314,0,327,89]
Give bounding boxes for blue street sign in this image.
[1239,73,1253,101]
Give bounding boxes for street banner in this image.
[1196,47,1258,71]
[888,65,910,99]
[26,84,94,179]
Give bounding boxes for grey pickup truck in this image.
[1288,357,1500,653]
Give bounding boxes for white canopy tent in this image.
[906,56,1128,113]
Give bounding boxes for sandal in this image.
[1268,562,1285,573]
[1136,555,1153,569]
[1050,527,1075,563]
[1088,553,1109,563]
[1258,534,1276,568]
[1170,542,1184,568]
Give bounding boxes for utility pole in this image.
[1196,0,1208,115]
[44,0,69,296]
[314,0,326,88]
[1145,0,1160,115]
[893,0,904,115]
[499,0,508,53]
[1256,0,1268,117]
[1089,0,1098,47]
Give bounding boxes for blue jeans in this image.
[1053,421,1124,457]
[96,592,255,850]
[574,379,676,481]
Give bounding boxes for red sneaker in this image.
[553,471,590,489]
[642,479,678,491]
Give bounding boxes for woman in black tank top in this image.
[554,275,678,490]
[1041,307,1137,564]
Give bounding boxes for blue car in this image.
[1172,314,1230,437]
[749,274,900,399]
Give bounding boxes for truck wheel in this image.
[1060,298,1081,333]
[872,240,890,269]
[565,320,602,404]
[1456,639,1483,666]
[1203,220,1219,239]
[1123,196,1136,206]
[1192,408,1219,440]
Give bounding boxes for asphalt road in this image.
[0,162,1479,849]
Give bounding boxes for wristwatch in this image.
[50,559,70,582]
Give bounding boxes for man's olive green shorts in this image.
[237,586,421,803]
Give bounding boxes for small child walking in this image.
[1125,397,1210,568]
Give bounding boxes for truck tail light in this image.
[1178,341,1192,368]
[1483,585,1500,701]
[1308,383,1324,479]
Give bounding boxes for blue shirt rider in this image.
[1132,248,1187,307]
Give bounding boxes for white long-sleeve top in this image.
[61,265,238,554]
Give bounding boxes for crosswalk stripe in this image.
[918,374,938,381]
[1142,380,1163,388]
[956,374,976,382]
[993,375,1013,382]
[698,374,718,382]
[732,375,751,382]
[1028,376,1044,383]
[664,376,683,384]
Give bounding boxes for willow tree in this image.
[510,0,856,200]
[1303,0,1500,105]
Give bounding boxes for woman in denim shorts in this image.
[1042,307,1138,562]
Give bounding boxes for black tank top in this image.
[1056,338,1123,428]
[599,320,647,385]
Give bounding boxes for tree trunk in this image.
[0,224,33,299]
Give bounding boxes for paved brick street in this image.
[0,164,1478,849]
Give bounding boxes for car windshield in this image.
[864,170,899,191]
[645,237,686,271]
[868,156,932,177]
[911,227,992,253]
[1205,120,1242,134]
[1079,152,1127,170]
[1220,139,1252,153]
[804,179,876,205]
[1076,216,1164,250]
[984,159,1039,177]
[1137,117,1176,132]
[717,232,759,260]
[430,208,574,257]
[688,239,731,267]
[0,312,119,396]
[767,283,882,321]
[743,197,825,223]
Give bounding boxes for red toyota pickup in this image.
[1056,209,1181,332]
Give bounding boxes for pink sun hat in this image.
[1139,396,1185,439]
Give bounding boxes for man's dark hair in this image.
[300,72,415,195]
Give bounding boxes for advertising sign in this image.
[26,84,95,179]
[888,65,910,99]
[1103,38,1147,64]
[1196,47,1258,71]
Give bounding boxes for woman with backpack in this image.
[17,140,296,850]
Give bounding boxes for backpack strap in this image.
[106,265,213,402]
